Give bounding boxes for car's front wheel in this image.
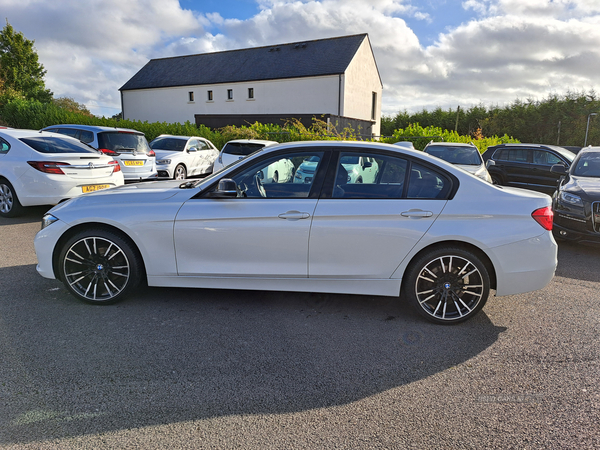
[173,164,187,180]
[58,228,143,304]
[403,247,490,324]
[0,179,24,218]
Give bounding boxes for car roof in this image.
[153,135,206,141]
[42,124,144,134]
[424,142,477,149]
[2,128,78,139]
[224,139,279,145]
[578,146,600,155]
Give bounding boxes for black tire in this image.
[491,174,503,185]
[173,164,187,180]
[0,179,24,218]
[403,247,490,324]
[58,228,143,304]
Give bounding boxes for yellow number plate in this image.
[82,184,110,193]
[123,160,144,166]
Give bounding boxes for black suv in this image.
[482,143,575,195]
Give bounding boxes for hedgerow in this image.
[0,98,516,151]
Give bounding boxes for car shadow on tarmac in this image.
[0,265,505,444]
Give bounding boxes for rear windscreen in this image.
[20,137,98,154]
[98,132,150,153]
[222,143,265,156]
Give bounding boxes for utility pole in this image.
[454,105,460,132]
[557,120,561,145]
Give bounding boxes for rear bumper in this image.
[490,232,557,296]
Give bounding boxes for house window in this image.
[188,91,195,102]
[207,90,213,101]
[248,88,254,99]
[227,89,233,100]
[371,92,377,120]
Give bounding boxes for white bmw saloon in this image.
[34,141,557,324]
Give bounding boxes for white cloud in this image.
[1,0,600,119]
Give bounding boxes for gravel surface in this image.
[0,206,598,449]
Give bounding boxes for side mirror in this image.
[485,159,496,168]
[187,147,197,153]
[550,164,567,175]
[215,179,238,197]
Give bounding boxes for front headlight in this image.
[41,214,59,230]
[559,191,584,207]
[157,159,171,165]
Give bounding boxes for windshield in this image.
[20,137,99,154]
[572,152,600,177]
[222,142,266,156]
[97,131,151,153]
[150,137,186,151]
[426,146,482,165]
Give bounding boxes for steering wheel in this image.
[254,172,267,198]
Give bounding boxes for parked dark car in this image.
[551,146,600,243]
[482,143,575,194]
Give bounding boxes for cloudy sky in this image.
[2,0,600,118]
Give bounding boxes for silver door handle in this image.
[401,209,433,218]
[278,211,310,220]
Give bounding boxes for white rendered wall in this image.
[122,75,341,124]
[342,39,383,136]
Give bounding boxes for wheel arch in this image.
[402,240,497,291]
[52,222,147,282]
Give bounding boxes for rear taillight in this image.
[99,148,120,156]
[532,206,553,231]
[148,150,155,157]
[27,161,69,175]
[109,160,121,173]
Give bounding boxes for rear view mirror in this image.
[485,159,495,168]
[216,179,237,197]
[550,164,567,175]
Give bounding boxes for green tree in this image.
[52,96,92,116]
[0,20,52,103]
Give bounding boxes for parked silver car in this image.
[41,124,157,182]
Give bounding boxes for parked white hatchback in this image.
[149,135,219,180]
[41,124,157,182]
[424,141,492,183]
[213,139,278,172]
[0,128,124,217]
[35,141,557,324]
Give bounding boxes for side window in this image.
[227,152,324,198]
[79,130,94,143]
[56,128,80,139]
[494,149,508,161]
[508,149,529,162]
[546,152,561,165]
[197,140,209,150]
[407,163,450,199]
[332,152,407,199]
[0,138,10,154]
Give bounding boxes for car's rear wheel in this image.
[58,229,143,304]
[403,247,490,324]
[0,179,24,218]
[173,164,187,180]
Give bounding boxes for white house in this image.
[120,34,383,137]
